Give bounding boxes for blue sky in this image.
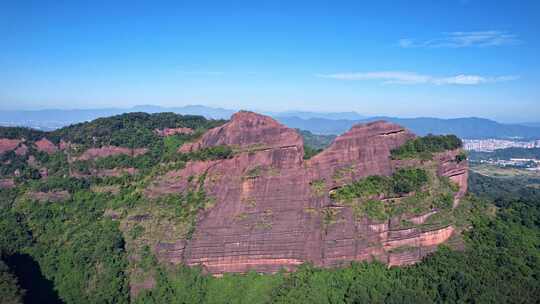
[1,0,539,122]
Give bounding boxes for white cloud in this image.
[399,31,520,48]
[317,71,431,84]
[433,74,519,85]
[317,71,519,85]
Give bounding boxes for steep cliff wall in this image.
[147,111,468,275]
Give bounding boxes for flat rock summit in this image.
[146,111,468,274]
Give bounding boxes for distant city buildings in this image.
[475,158,540,170]
[463,139,540,152]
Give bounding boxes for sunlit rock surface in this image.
[148,112,468,274]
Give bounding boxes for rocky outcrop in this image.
[73,146,147,161]
[0,138,22,154]
[179,111,303,154]
[35,138,58,154]
[148,112,468,275]
[436,150,468,206]
[155,127,194,136]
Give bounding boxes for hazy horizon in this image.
[1,103,538,124]
[1,1,539,122]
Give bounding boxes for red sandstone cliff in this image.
[35,138,58,154]
[147,112,468,274]
[0,138,22,154]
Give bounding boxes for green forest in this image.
[0,114,539,303]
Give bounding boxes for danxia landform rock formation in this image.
[0,111,468,295]
[143,111,468,274]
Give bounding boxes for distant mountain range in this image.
[519,122,540,128]
[276,116,540,139]
[1,105,540,139]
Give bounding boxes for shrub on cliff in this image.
[392,168,428,194]
[391,134,462,160]
[331,168,429,203]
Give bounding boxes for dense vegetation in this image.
[0,113,230,180]
[0,113,229,303]
[303,145,323,160]
[328,168,447,221]
[52,112,225,148]
[298,130,335,160]
[0,258,24,304]
[331,168,428,202]
[0,126,47,141]
[391,134,462,160]
[1,112,224,149]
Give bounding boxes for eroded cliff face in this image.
[35,138,58,154]
[0,138,23,154]
[436,150,469,207]
[146,111,468,275]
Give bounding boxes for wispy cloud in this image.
[317,71,519,85]
[399,31,520,48]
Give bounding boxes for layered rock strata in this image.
[145,111,468,274]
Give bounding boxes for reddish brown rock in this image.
[148,112,467,275]
[0,138,21,154]
[155,127,194,136]
[435,150,469,207]
[0,178,15,189]
[73,146,148,161]
[408,210,438,225]
[35,138,58,154]
[14,144,28,156]
[179,111,303,153]
[59,140,71,150]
